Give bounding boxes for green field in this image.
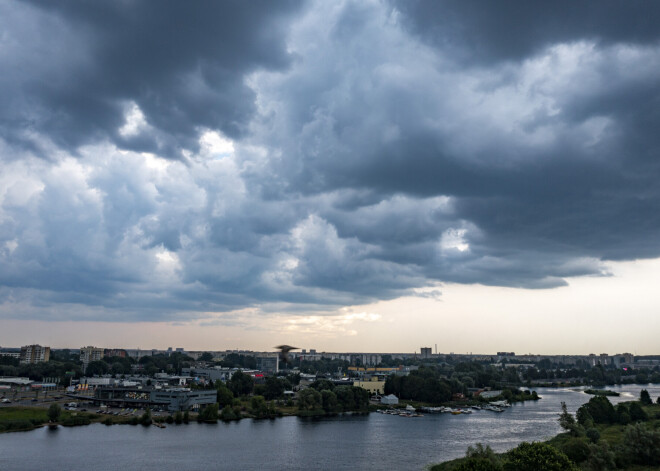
[0,406,107,433]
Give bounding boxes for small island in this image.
[584,388,620,396]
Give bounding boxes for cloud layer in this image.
[2,0,660,322]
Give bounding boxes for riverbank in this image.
[0,394,526,434]
[430,400,660,470]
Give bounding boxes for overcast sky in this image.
[2,0,660,354]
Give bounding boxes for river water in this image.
[2,384,659,470]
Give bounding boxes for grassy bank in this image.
[0,406,106,433]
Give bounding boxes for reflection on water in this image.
[1,384,659,471]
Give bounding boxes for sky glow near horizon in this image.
[1,1,660,354]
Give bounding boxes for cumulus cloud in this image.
[1,0,659,322]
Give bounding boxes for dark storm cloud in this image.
[246,0,660,287]
[3,0,660,322]
[1,0,302,157]
[394,0,660,65]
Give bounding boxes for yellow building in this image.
[353,375,385,395]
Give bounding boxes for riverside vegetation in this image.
[430,389,660,471]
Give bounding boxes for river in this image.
[2,384,659,470]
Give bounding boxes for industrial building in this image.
[91,386,216,412]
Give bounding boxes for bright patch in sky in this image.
[119,102,148,137]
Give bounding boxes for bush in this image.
[166,415,174,424]
[174,411,183,424]
[198,403,219,422]
[61,416,91,427]
[586,428,600,444]
[455,457,502,471]
[586,442,616,471]
[139,409,152,426]
[503,442,578,471]
[560,438,591,463]
[103,418,113,426]
[3,419,34,431]
[129,416,139,425]
[622,423,660,466]
[220,404,237,421]
[464,443,501,470]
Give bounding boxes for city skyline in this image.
[2,2,660,353]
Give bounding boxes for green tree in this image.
[298,388,322,412]
[139,408,152,426]
[198,403,218,422]
[85,360,109,376]
[198,352,214,362]
[576,396,615,425]
[228,371,254,397]
[615,403,631,425]
[628,401,648,422]
[47,403,61,422]
[503,442,578,471]
[250,395,268,416]
[335,386,355,411]
[216,383,234,408]
[264,376,286,400]
[640,389,652,405]
[558,402,579,436]
[310,379,335,392]
[321,389,339,413]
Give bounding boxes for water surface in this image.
[2,384,659,470]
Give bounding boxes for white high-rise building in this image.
[20,344,50,364]
[80,346,104,372]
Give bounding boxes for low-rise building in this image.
[381,394,399,405]
[0,351,20,360]
[92,386,216,411]
[151,389,217,412]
